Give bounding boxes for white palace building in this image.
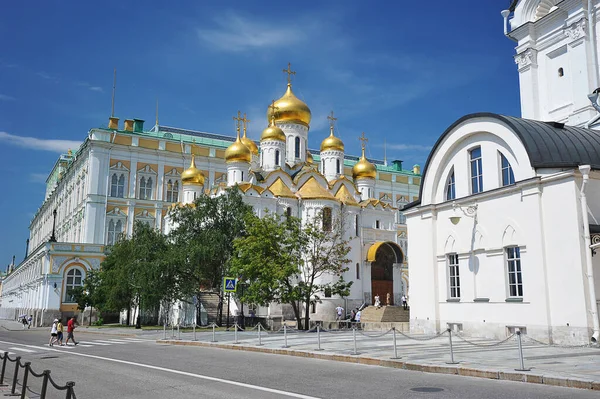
[0,65,421,326]
[405,0,600,344]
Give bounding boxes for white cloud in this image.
[382,143,432,151]
[29,173,48,183]
[0,131,80,153]
[77,82,103,92]
[0,94,15,101]
[88,86,103,92]
[36,71,58,81]
[197,13,307,52]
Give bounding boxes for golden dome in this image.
[225,129,252,164]
[306,151,314,164]
[181,155,205,186]
[266,84,311,127]
[320,128,344,152]
[260,118,286,142]
[352,147,377,180]
[241,129,259,156]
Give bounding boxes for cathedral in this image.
[0,64,421,326]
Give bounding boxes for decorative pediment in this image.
[297,177,336,201]
[106,207,127,217]
[266,178,296,198]
[164,168,180,177]
[110,161,129,171]
[137,165,157,175]
[334,184,359,205]
[263,169,294,188]
[135,209,154,219]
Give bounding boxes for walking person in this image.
[335,305,344,321]
[374,294,381,309]
[27,315,33,329]
[401,294,408,310]
[65,317,78,346]
[49,319,58,346]
[21,316,28,330]
[56,319,64,346]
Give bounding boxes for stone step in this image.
[360,306,410,323]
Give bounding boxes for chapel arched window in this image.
[295,137,300,158]
[64,268,84,303]
[275,150,280,166]
[322,207,332,232]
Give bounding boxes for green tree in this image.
[232,210,352,329]
[167,187,253,324]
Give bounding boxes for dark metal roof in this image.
[404,112,600,211]
[509,0,519,12]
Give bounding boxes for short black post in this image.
[40,370,50,399]
[65,381,75,399]
[20,362,30,399]
[10,356,21,394]
[515,331,531,371]
[0,352,8,386]
[446,329,459,365]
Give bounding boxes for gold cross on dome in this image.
[232,110,243,131]
[241,113,251,135]
[359,132,368,150]
[283,62,296,85]
[268,100,279,121]
[327,111,337,130]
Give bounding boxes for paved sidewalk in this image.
[157,326,600,391]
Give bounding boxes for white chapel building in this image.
[405,0,600,344]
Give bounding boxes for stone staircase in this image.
[198,292,235,326]
[360,306,410,323]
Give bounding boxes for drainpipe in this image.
[579,165,600,342]
[101,132,117,243]
[501,9,518,42]
[589,0,600,89]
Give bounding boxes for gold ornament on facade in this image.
[266,63,312,127]
[225,114,252,164]
[320,110,344,152]
[181,154,205,186]
[306,150,314,164]
[261,101,286,142]
[352,132,377,180]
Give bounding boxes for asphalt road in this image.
[0,328,596,398]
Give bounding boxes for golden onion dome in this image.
[266,84,311,127]
[241,129,259,156]
[320,128,344,152]
[306,150,314,164]
[260,118,286,142]
[181,155,205,186]
[225,128,252,164]
[352,147,377,180]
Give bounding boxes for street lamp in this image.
[449,201,478,225]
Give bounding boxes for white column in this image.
[515,48,540,120]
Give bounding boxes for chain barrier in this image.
[521,335,595,349]
[454,333,516,348]
[0,352,76,399]
[396,329,447,341]
[356,328,394,338]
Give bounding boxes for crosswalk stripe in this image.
[105,339,134,343]
[9,347,36,353]
[92,340,126,345]
[120,338,149,342]
[0,350,16,355]
[86,341,111,346]
[77,344,94,347]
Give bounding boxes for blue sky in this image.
[0,1,521,267]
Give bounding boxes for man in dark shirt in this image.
[65,317,78,346]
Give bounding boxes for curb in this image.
[157,339,600,391]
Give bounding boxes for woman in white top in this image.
[49,319,58,346]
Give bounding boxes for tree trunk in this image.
[290,301,301,328]
[304,297,311,330]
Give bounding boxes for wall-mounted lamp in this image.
[450,201,478,225]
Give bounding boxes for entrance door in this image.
[370,242,402,305]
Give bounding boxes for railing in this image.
[0,352,76,399]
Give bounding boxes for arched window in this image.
[107,219,123,245]
[446,170,456,200]
[110,174,118,197]
[356,263,360,280]
[500,153,515,186]
[241,171,244,181]
[322,207,332,231]
[355,214,360,237]
[275,150,280,166]
[64,268,84,303]
[166,179,179,202]
[117,175,125,197]
[336,159,340,174]
[286,207,292,218]
[294,137,300,158]
[139,177,153,200]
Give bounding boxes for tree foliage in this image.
[231,210,352,328]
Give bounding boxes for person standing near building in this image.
[374,294,381,309]
[49,319,58,346]
[335,305,344,321]
[65,317,78,346]
[27,315,33,329]
[401,294,407,310]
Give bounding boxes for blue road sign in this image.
[223,277,237,292]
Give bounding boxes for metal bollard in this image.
[352,327,358,355]
[515,331,531,371]
[163,323,167,340]
[316,325,322,351]
[0,352,8,386]
[212,324,217,342]
[65,381,76,399]
[283,324,289,348]
[20,362,30,399]
[257,324,263,346]
[234,323,239,344]
[391,327,400,359]
[177,324,181,340]
[446,328,459,364]
[171,324,175,339]
[40,370,50,398]
[11,356,21,395]
[193,324,197,341]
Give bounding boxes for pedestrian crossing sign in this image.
[223,277,237,292]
